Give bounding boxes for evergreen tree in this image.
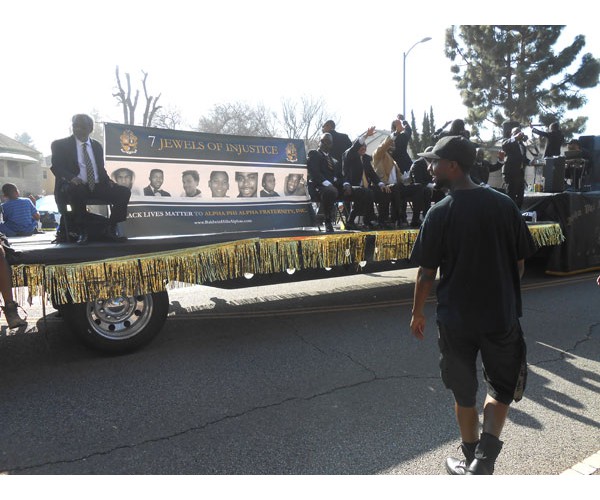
[445,25,600,137]
[409,108,439,155]
[14,132,35,149]
[421,107,436,147]
[409,111,422,158]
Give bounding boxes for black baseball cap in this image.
[418,135,476,169]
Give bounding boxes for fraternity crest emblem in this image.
[120,130,138,155]
[285,142,298,163]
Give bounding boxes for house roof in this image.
[0,152,39,163]
[0,132,40,155]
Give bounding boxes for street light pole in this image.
[402,36,432,118]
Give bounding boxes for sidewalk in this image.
[561,450,600,475]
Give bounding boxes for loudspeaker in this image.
[578,135,600,184]
[543,156,565,192]
[502,120,521,139]
[578,135,594,152]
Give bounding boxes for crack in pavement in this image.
[291,328,378,379]
[7,322,595,474]
[2,370,438,474]
[528,321,599,367]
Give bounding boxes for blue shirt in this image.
[1,197,38,234]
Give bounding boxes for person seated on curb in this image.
[0,183,41,236]
[372,134,423,228]
[0,233,27,328]
[341,126,383,230]
[51,114,131,245]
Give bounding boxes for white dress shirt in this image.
[76,138,99,183]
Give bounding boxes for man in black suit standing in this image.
[307,132,342,233]
[391,116,413,173]
[502,127,530,208]
[51,114,131,245]
[322,120,352,166]
[531,122,563,158]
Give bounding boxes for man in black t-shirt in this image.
[409,135,536,475]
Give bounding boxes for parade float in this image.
[10,124,565,353]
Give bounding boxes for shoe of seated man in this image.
[76,230,89,245]
[2,301,27,328]
[105,224,127,242]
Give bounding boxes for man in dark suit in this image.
[307,132,342,233]
[470,148,504,186]
[143,169,171,196]
[341,126,383,229]
[409,148,443,222]
[322,120,352,166]
[531,122,563,158]
[391,117,413,173]
[51,114,131,244]
[502,127,530,208]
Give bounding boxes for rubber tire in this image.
[62,291,169,354]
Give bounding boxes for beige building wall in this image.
[0,132,45,197]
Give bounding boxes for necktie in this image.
[82,143,95,191]
[326,155,334,171]
[361,156,368,187]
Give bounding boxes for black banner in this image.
[523,191,600,273]
[125,201,313,236]
[104,123,312,237]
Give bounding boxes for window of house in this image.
[0,161,5,177]
[7,161,22,178]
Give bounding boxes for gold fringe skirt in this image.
[11,224,564,305]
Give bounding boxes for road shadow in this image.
[0,275,598,474]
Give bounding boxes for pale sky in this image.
[2,1,599,156]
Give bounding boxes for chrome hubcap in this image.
[87,295,154,340]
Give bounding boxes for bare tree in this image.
[113,66,162,126]
[279,95,333,151]
[89,109,105,145]
[141,71,162,127]
[113,66,137,124]
[153,105,183,130]
[196,101,278,137]
[195,96,335,150]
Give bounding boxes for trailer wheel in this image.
[63,291,169,354]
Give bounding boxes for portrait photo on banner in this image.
[106,163,309,202]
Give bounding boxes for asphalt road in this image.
[0,263,598,476]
